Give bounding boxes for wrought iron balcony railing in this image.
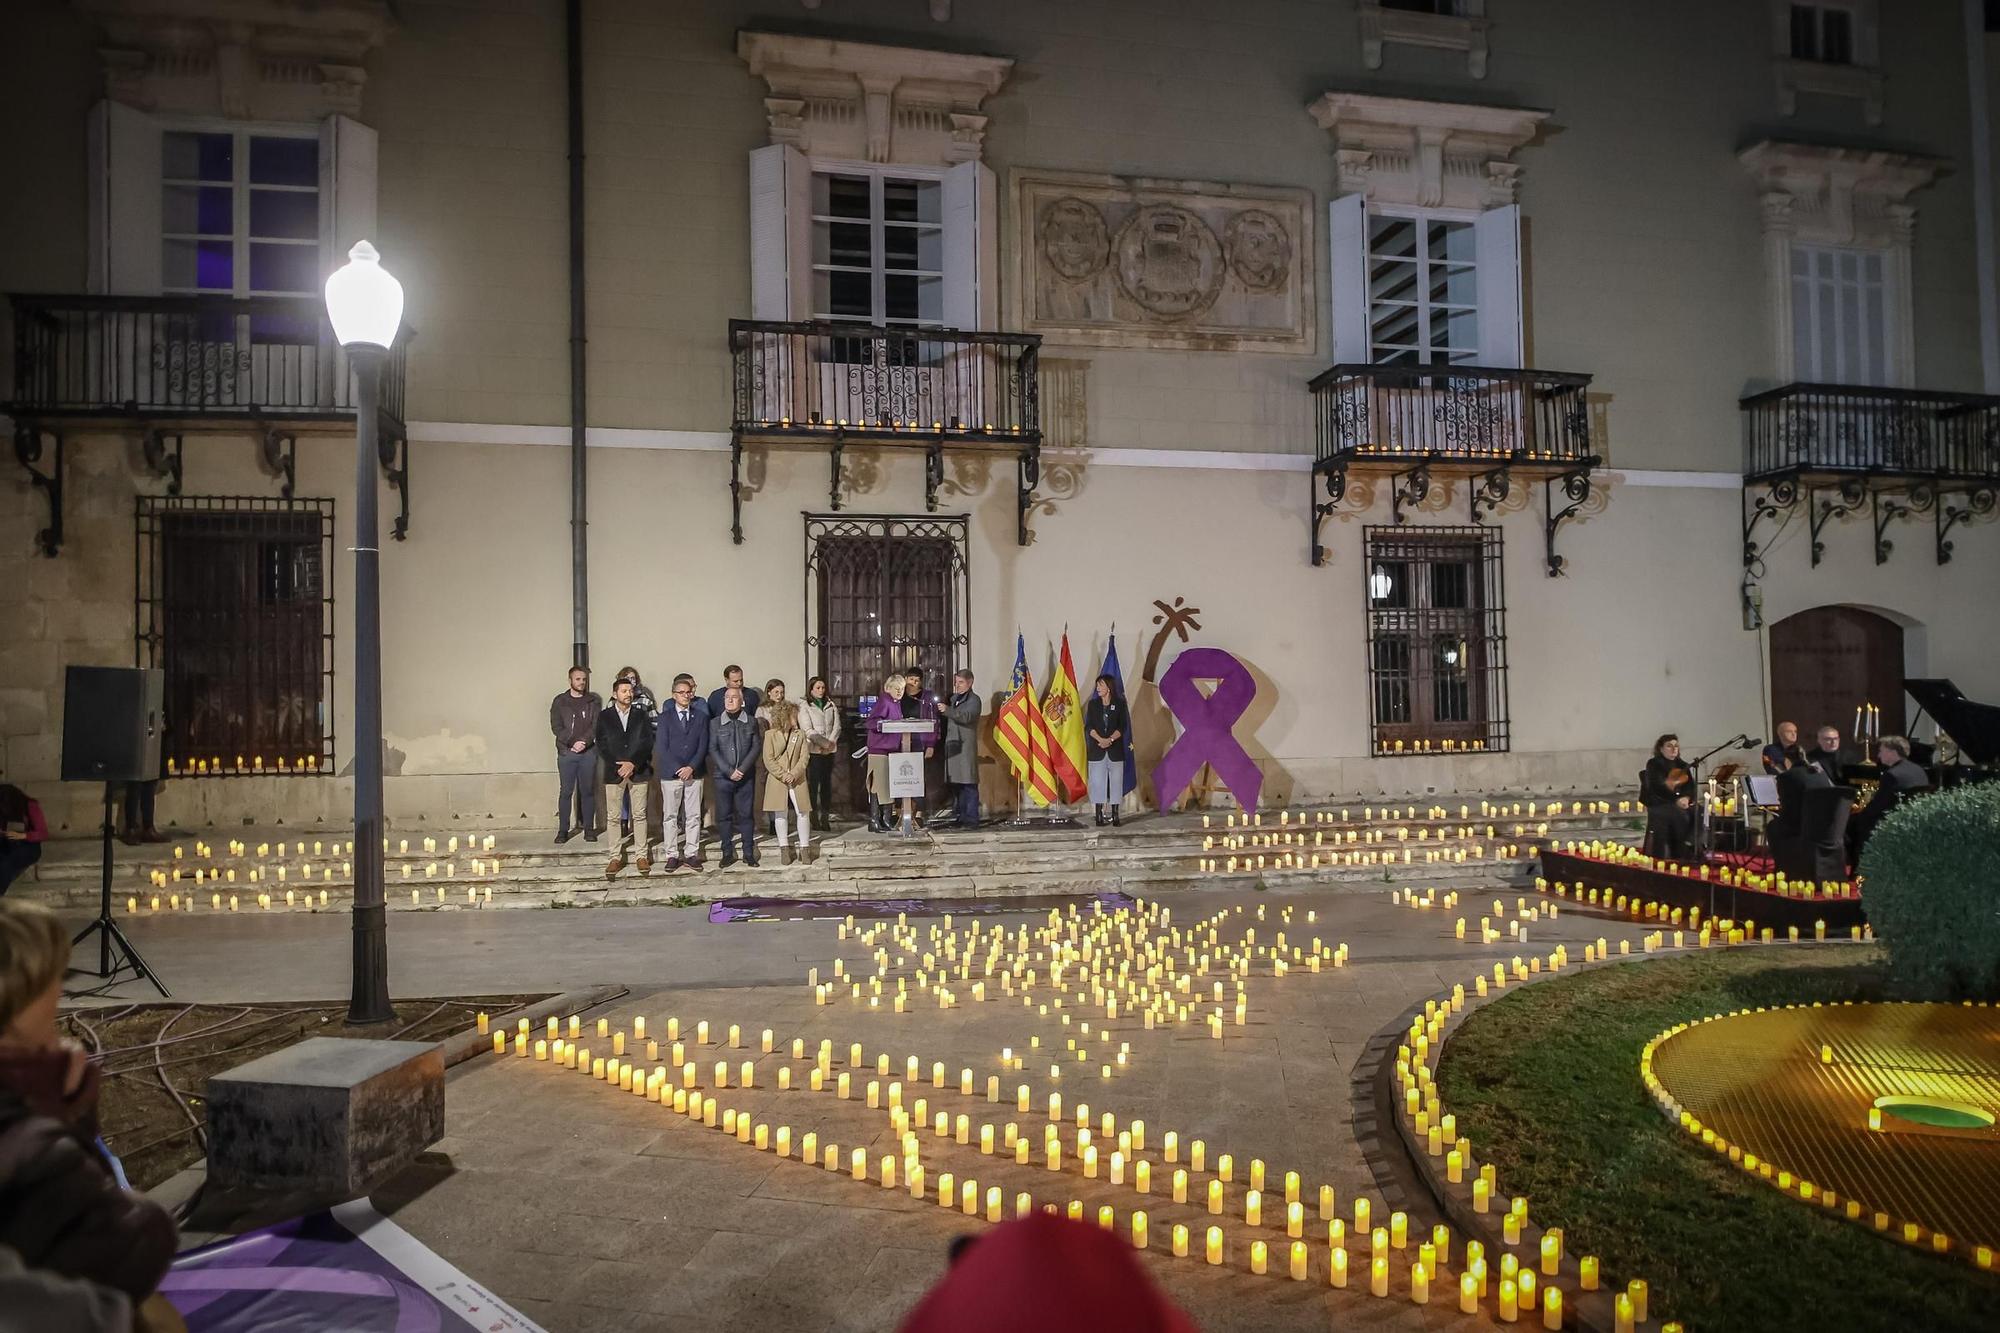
[6,293,408,433]
[1310,362,1595,466]
[727,319,1043,544]
[1740,382,2000,482]
[729,319,1040,442]
[1306,362,1600,573]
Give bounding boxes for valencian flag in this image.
[995,633,1062,806]
[1041,631,1089,802]
[1099,630,1139,796]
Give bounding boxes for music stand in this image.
[70,781,170,998]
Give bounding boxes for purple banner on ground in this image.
[161,1199,544,1333]
[1151,646,1262,812]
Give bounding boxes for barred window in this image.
[138,497,335,775]
[1364,526,1508,755]
[805,515,969,708]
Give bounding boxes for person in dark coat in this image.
[549,666,601,845]
[1807,724,1856,782]
[941,670,984,830]
[0,902,178,1314]
[1085,674,1131,827]
[1848,734,1930,861]
[595,677,656,877]
[1641,733,1698,862]
[709,687,763,868]
[651,674,710,871]
[1769,749,1832,844]
[1759,721,1799,775]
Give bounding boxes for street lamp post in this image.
[326,240,404,1026]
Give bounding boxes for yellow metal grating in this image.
[1648,1002,2000,1259]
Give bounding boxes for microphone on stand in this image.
[1740,736,1762,749]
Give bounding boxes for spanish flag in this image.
[1040,631,1089,803]
[994,636,1063,806]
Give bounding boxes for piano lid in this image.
[1905,678,2000,766]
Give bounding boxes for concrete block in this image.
[205,1037,444,1200]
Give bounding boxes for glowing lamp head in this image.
[1368,565,1395,602]
[324,240,404,350]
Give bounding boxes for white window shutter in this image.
[1474,203,1523,368]
[1328,194,1369,364]
[88,100,162,294]
[942,160,996,330]
[319,115,379,282]
[748,143,810,320]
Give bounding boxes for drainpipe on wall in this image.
[567,0,590,666]
[1969,0,2000,392]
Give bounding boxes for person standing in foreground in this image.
[941,670,983,830]
[549,666,601,845]
[800,676,841,831]
[761,699,814,865]
[1085,674,1130,826]
[652,674,708,871]
[706,665,762,720]
[0,901,180,1325]
[709,686,763,868]
[865,674,909,834]
[596,677,655,877]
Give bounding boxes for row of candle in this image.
[1204,797,1612,827]
[1538,877,1872,945]
[1195,846,1535,875]
[1642,1011,1997,1270]
[1207,826,1548,851]
[129,888,331,912]
[169,834,495,861]
[1555,843,1857,898]
[1373,737,1490,753]
[164,754,319,776]
[487,997,1602,1325]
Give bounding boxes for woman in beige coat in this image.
[762,699,815,864]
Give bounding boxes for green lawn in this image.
[1433,946,2000,1333]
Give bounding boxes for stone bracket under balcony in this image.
[1308,363,1599,577]
[1740,383,2000,569]
[728,319,1043,545]
[5,293,415,554]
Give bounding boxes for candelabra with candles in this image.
[1852,703,1881,746]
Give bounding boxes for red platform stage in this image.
[1536,848,1868,932]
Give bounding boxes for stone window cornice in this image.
[72,0,393,120]
[737,30,1014,166]
[1305,91,1548,209]
[1739,139,1942,248]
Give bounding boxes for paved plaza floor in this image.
[63,883,1669,1331]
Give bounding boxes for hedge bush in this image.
[1859,779,2000,997]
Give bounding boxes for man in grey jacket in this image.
[942,669,983,830]
[709,687,763,868]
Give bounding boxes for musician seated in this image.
[1806,724,1857,783]
[1642,733,1699,862]
[1846,735,1931,861]
[1760,722,1800,775]
[1768,748,1830,844]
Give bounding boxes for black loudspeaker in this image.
[61,666,164,783]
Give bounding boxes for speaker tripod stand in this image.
[70,782,169,998]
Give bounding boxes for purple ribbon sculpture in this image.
[1151,646,1262,812]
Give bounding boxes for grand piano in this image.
[1902,678,2000,785]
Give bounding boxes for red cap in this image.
[898,1213,1200,1333]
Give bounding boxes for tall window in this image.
[811,171,944,328]
[1364,526,1508,754]
[1791,244,1890,384]
[1368,211,1479,365]
[138,498,335,775]
[162,130,320,300]
[1789,3,1855,63]
[805,516,969,705]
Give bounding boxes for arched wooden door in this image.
[1769,606,1905,740]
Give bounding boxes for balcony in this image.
[1308,362,1600,575]
[1740,383,2000,568]
[7,293,412,554]
[728,319,1042,544]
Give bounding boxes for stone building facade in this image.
[3,0,1998,830]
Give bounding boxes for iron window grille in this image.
[136,495,335,776]
[803,514,970,709]
[1363,525,1509,755]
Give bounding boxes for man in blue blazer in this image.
[652,673,710,870]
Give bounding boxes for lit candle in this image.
[1173,1169,1189,1203]
[1614,1292,1634,1333]
[1205,1226,1223,1266]
[1500,1277,1518,1322]
[1133,1210,1149,1249]
[1411,1261,1430,1304]
[1245,1190,1261,1226]
[1331,1246,1349,1287]
[1460,1271,1479,1313]
[1251,1240,1269,1275]
[1207,1179,1224,1214]
[1370,1255,1389,1297]
[1627,1279,1647,1322]
[1580,1256,1599,1290]
[1289,1240,1308,1281]
[1173,1224,1190,1258]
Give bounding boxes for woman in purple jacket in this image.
[866,673,937,833]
